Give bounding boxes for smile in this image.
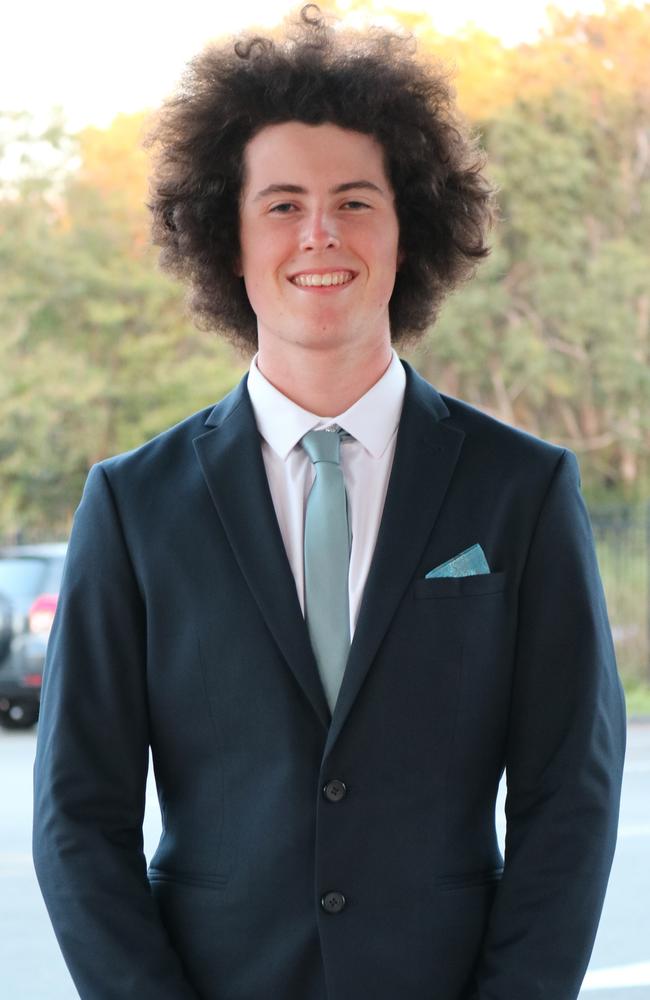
[290,271,355,288]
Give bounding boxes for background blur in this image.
[1,0,649,996]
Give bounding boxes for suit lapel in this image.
[322,362,465,759]
[192,362,465,751]
[192,375,331,731]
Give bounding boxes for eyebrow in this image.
[252,180,385,201]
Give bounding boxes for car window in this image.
[43,557,66,592]
[0,559,49,600]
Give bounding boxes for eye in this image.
[269,202,297,214]
[342,200,370,210]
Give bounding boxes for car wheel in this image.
[0,703,39,730]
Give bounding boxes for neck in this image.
[255,340,393,415]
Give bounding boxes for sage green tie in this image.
[301,426,352,713]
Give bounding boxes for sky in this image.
[1,0,612,132]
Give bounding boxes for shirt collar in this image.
[247,349,406,461]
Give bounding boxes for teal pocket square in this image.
[425,544,490,579]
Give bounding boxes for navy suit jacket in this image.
[33,360,626,1000]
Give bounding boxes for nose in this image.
[299,210,340,252]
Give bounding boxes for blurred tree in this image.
[407,1,650,499]
[0,112,244,540]
[74,113,151,242]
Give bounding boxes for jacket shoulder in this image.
[440,392,569,470]
[96,375,248,483]
[403,360,569,473]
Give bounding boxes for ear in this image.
[233,256,243,278]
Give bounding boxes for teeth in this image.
[292,271,354,287]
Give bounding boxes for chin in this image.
[300,327,356,349]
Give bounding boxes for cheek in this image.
[241,230,289,277]
[242,268,286,317]
[243,273,270,307]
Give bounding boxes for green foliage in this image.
[407,63,650,497]
[624,682,650,718]
[0,116,245,539]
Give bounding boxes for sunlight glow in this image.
[1,0,614,129]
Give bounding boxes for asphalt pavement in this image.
[1,722,648,999]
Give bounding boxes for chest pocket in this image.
[413,570,507,600]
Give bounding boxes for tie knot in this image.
[301,426,349,466]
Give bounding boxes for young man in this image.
[33,7,626,999]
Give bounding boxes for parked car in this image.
[0,543,67,729]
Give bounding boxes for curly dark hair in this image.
[143,4,496,353]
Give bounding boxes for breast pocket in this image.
[411,571,511,684]
[406,571,513,774]
[413,571,507,600]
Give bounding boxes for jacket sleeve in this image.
[473,449,626,999]
[33,463,201,1000]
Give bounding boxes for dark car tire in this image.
[0,705,39,730]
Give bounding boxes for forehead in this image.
[240,121,391,194]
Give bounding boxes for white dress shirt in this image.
[246,349,406,639]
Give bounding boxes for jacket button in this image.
[321,891,346,913]
[323,779,347,802]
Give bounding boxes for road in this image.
[1,723,648,999]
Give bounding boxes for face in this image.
[237,121,403,358]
